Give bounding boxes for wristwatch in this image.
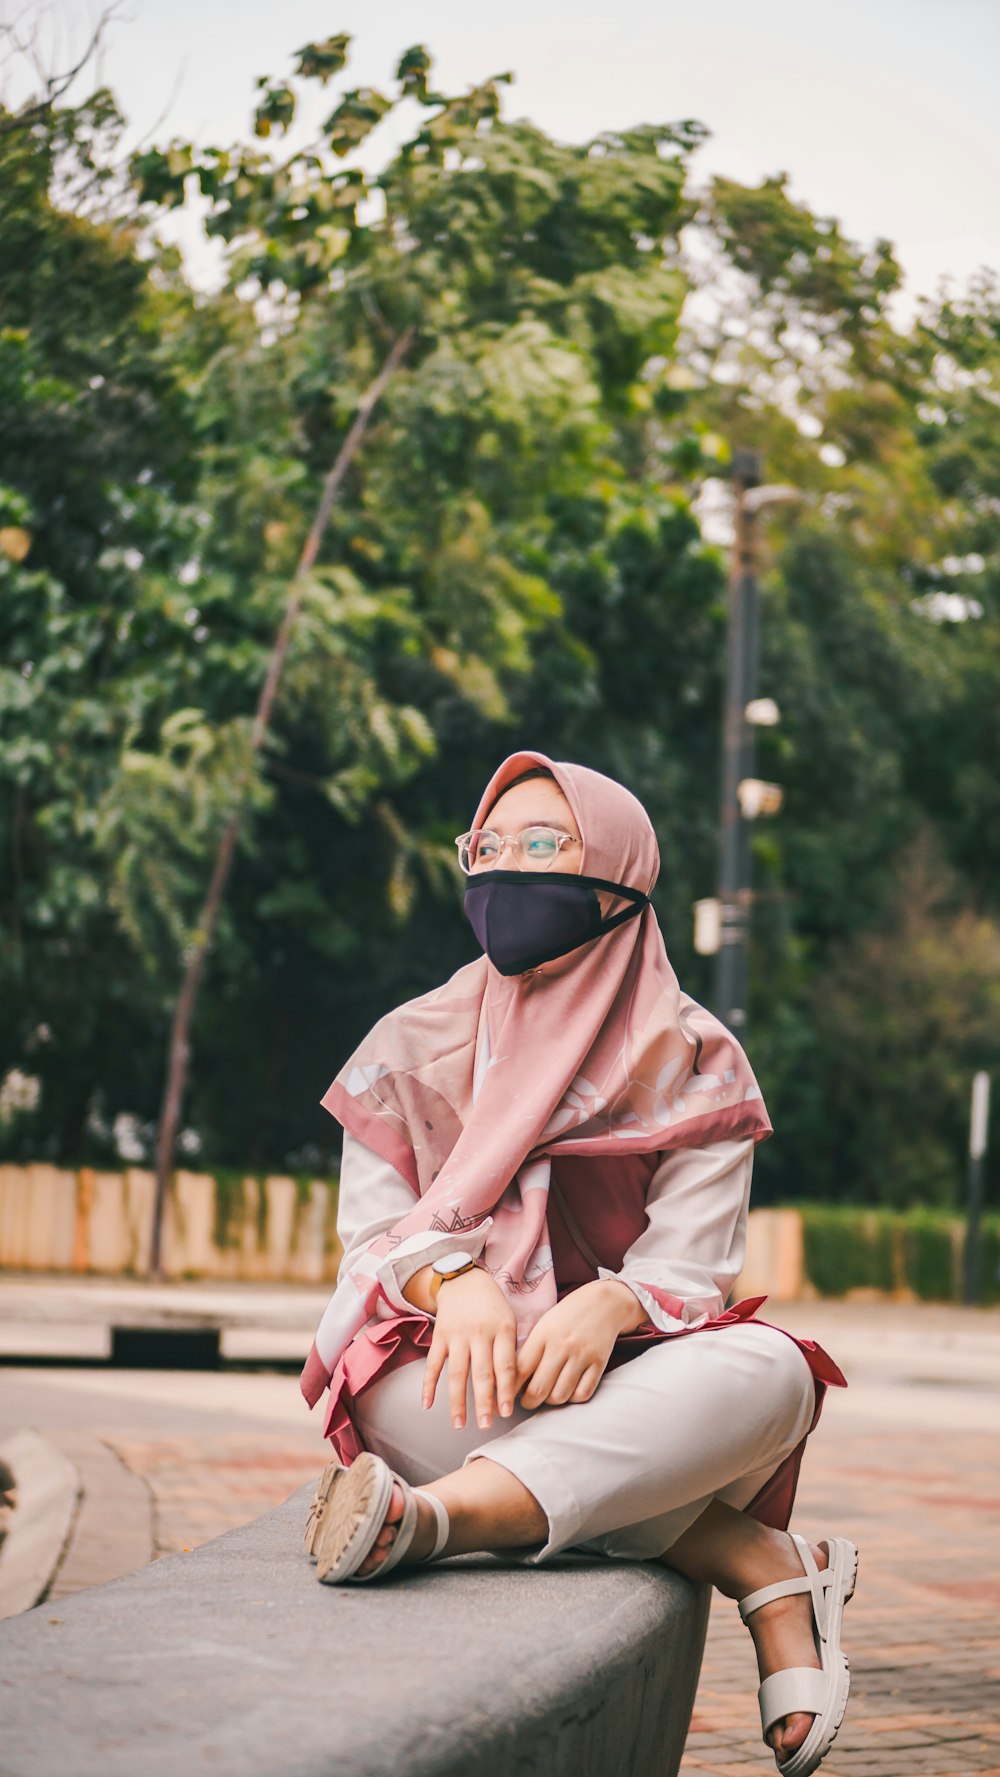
[429,1249,479,1302]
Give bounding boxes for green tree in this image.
[0,88,204,1158]
[3,29,998,1223]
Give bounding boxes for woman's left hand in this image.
[514,1279,648,1408]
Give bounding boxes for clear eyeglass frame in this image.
[454,825,581,874]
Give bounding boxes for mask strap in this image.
[471,869,648,900]
[576,874,650,928]
[596,897,647,935]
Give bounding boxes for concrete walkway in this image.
[1,1293,998,1774]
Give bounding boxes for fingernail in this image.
[452,1416,463,1429]
[500,1403,512,1416]
[478,1416,490,1429]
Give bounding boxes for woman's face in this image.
[473,777,583,875]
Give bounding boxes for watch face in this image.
[432,1249,475,1276]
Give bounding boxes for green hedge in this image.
[792,1204,1000,1306]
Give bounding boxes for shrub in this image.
[791,1202,1000,1304]
[799,1205,896,1296]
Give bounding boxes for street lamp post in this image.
[711,452,799,1038]
[714,449,761,1036]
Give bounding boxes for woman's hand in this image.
[515,1279,648,1409]
[408,1265,518,1432]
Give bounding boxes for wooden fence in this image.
[1,1165,989,1302]
[0,1164,342,1282]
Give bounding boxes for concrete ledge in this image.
[0,1430,79,1620]
[0,1481,710,1777]
[0,1277,329,1364]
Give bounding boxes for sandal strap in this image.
[415,1489,450,1562]
[758,1667,829,1738]
[738,1571,831,1623]
[358,1476,420,1579]
[739,1535,833,1641]
[347,1474,450,1581]
[790,1532,833,1642]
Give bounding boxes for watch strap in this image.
[429,1257,478,1301]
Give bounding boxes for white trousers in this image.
[352,1321,817,1563]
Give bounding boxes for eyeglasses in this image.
[454,826,582,874]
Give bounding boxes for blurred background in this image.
[1,0,998,1291]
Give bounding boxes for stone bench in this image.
[0,1481,710,1777]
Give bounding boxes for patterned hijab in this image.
[302,750,771,1405]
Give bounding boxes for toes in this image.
[356,1485,405,1575]
[770,1712,814,1760]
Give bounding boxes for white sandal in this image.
[311,1452,450,1585]
[737,1532,859,1777]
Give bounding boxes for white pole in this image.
[963,1072,990,1304]
[970,1071,990,1159]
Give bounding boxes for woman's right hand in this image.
[406,1264,517,1431]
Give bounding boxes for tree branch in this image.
[0,3,121,138]
[148,323,415,1275]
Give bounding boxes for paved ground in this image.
[0,1365,328,1560]
[679,1302,1000,1777]
[0,1290,998,1775]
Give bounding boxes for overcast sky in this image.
[13,0,1000,322]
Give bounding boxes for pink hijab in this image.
[301,750,772,1408]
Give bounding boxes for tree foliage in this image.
[1,31,997,1207]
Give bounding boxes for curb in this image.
[0,1430,79,1619]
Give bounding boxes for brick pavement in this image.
[679,1394,1000,1775]
[88,1390,1000,1776]
[4,1301,998,1775]
[91,1416,1000,1777]
[107,1433,324,1557]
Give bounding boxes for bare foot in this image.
[744,1533,829,1766]
[355,1483,439,1578]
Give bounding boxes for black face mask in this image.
[464,870,649,977]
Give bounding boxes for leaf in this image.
[253,83,297,139]
[396,45,440,105]
[323,88,393,158]
[130,146,188,208]
[294,35,352,84]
